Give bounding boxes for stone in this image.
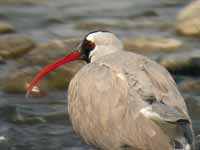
[19,38,80,65]
[3,38,85,95]
[76,20,172,31]
[179,79,200,93]
[124,37,182,54]
[2,66,47,96]
[159,50,200,76]
[176,1,200,36]
[0,34,35,59]
[0,56,5,64]
[2,61,85,95]
[0,21,15,33]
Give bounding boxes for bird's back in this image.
[96,51,189,115]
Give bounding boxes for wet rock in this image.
[76,20,172,31]
[128,10,158,19]
[4,38,85,95]
[159,50,200,76]
[46,9,64,23]
[0,22,15,33]
[47,61,85,90]
[0,56,5,64]
[12,112,46,124]
[196,135,200,150]
[124,37,182,54]
[2,67,47,96]
[19,38,80,65]
[179,79,200,93]
[176,1,200,37]
[0,34,35,59]
[3,61,84,95]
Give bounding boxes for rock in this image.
[176,1,200,36]
[2,61,85,95]
[19,38,80,65]
[179,79,200,93]
[124,37,182,54]
[2,66,47,96]
[159,50,200,76]
[76,20,172,31]
[0,22,15,33]
[0,105,46,124]
[0,56,5,64]
[4,38,85,95]
[128,10,158,19]
[0,34,35,59]
[47,61,85,90]
[196,135,200,150]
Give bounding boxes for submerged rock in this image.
[0,22,15,33]
[159,50,200,76]
[0,104,46,124]
[124,37,182,54]
[176,1,200,37]
[0,34,35,59]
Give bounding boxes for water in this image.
[0,92,93,150]
[0,0,199,149]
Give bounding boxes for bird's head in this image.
[26,30,123,96]
[79,30,123,62]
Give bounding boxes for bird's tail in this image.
[174,119,194,150]
[140,102,195,150]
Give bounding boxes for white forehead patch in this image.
[86,32,106,42]
[86,33,94,41]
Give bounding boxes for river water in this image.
[0,0,199,149]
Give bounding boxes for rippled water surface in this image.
[0,0,199,149]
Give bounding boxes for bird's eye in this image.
[85,41,95,51]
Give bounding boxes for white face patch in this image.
[86,31,108,42]
[85,31,123,62]
[86,34,94,42]
[86,32,97,42]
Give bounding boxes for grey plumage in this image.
[68,32,194,150]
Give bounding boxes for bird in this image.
[26,31,195,150]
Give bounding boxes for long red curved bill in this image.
[26,51,80,97]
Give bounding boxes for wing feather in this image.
[68,62,128,148]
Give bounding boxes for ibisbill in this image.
[26,31,195,150]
